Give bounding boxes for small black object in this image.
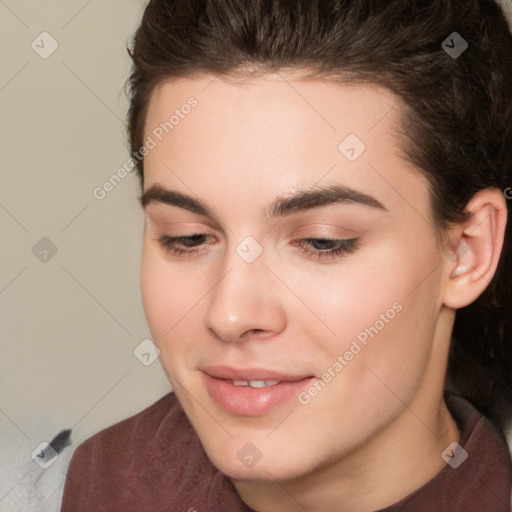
[48,429,72,454]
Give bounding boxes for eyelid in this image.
[153,223,359,248]
[147,216,219,235]
[290,223,358,239]
[145,206,365,233]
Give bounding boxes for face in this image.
[140,73,450,482]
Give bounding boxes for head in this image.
[127,0,512,482]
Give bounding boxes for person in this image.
[61,0,512,510]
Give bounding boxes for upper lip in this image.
[202,365,313,382]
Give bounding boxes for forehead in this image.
[145,72,403,144]
[142,73,430,221]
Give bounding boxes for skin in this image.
[139,72,507,512]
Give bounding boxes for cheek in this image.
[288,240,441,381]
[284,249,442,447]
[279,251,406,345]
[140,242,204,355]
[140,244,169,338]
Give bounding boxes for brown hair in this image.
[126,0,512,429]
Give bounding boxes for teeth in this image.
[231,379,280,387]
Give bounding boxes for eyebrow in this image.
[140,183,388,220]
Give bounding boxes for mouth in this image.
[202,366,316,416]
[230,379,280,388]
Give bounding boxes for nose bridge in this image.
[204,235,283,341]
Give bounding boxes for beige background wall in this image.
[1,1,511,511]
[1,2,171,510]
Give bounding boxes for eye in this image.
[156,233,214,256]
[291,237,359,261]
[155,234,359,261]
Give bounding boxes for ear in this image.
[442,187,508,309]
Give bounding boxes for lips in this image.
[202,365,315,416]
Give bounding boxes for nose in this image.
[203,245,286,343]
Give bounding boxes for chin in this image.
[200,436,320,484]
[215,458,309,483]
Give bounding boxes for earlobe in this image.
[443,188,507,310]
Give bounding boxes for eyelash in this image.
[156,234,359,261]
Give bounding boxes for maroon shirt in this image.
[61,392,512,512]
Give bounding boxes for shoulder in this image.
[61,392,221,511]
[70,392,190,465]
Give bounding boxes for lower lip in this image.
[203,373,315,416]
